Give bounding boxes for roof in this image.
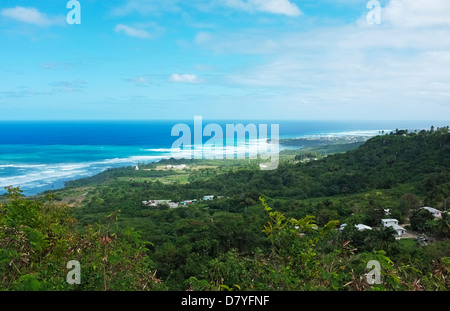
[421,206,441,213]
[340,223,372,231]
[391,224,406,231]
[355,224,372,231]
[386,223,406,232]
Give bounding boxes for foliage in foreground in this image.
[186,198,449,291]
[0,187,449,291]
[0,187,162,291]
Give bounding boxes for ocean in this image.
[0,120,447,196]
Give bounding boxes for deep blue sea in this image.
[0,120,447,196]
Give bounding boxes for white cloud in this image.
[111,0,181,16]
[114,23,165,39]
[0,86,50,98]
[50,80,87,92]
[114,24,152,39]
[194,31,213,45]
[222,0,302,16]
[1,6,64,26]
[211,18,450,119]
[111,0,302,17]
[383,0,450,28]
[124,76,151,86]
[194,30,282,54]
[40,62,73,71]
[169,74,202,83]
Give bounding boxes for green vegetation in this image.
[0,187,163,291]
[1,126,449,291]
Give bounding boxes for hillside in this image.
[2,127,449,291]
[130,127,450,204]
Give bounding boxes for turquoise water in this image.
[0,120,446,196]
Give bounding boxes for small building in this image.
[381,219,406,237]
[135,165,139,170]
[381,219,398,227]
[203,195,214,201]
[339,223,372,232]
[168,202,179,209]
[166,164,187,170]
[421,206,442,218]
[355,224,372,231]
[181,199,198,206]
[142,199,176,207]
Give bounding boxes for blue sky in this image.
[0,0,449,120]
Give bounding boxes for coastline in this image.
[1,121,445,197]
[0,133,373,197]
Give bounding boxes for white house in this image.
[203,195,214,201]
[142,200,178,208]
[355,224,373,231]
[381,219,398,227]
[168,202,179,209]
[381,219,406,237]
[421,206,442,218]
[339,223,372,232]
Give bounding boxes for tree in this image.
[0,186,162,291]
[365,201,385,227]
[398,193,421,217]
[259,197,343,289]
[365,226,399,255]
[436,212,450,238]
[410,208,435,233]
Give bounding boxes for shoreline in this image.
[0,133,379,197]
[2,124,442,197]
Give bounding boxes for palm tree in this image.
[436,212,450,238]
[365,226,399,254]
